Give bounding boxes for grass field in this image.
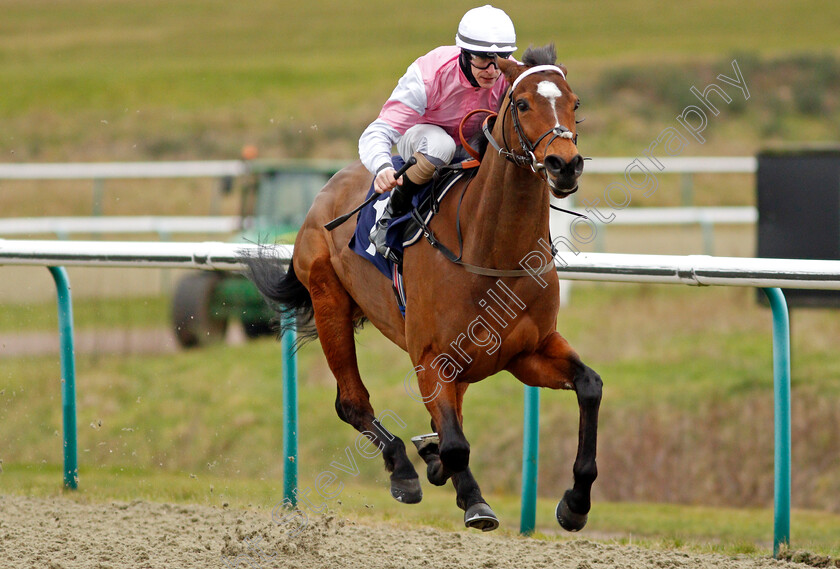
[2,1,839,221]
[2,0,839,163]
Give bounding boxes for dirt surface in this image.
[0,494,809,569]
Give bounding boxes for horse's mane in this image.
[521,44,557,66]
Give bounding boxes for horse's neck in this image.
[460,153,552,267]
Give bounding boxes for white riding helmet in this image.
[455,5,517,55]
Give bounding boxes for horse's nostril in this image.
[572,154,584,176]
[545,154,584,178]
[544,155,566,176]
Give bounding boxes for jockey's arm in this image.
[359,119,402,193]
[359,60,428,192]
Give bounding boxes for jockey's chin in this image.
[475,71,502,89]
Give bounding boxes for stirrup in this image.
[369,221,401,263]
[368,218,388,252]
[369,203,406,263]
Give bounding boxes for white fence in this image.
[0,216,240,237]
[0,161,246,179]
[0,157,756,179]
[3,239,838,289]
[0,240,279,270]
[0,158,757,251]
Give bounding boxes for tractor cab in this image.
[172,158,344,347]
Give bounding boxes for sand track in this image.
[0,494,808,569]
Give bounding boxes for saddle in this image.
[349,155,480,315]
[348,111,496,314]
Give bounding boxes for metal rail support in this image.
[281,312,299,507]
[40,261,299,501]
[763,287,791,557]
[48,267,78,490]
[519,386,540,535]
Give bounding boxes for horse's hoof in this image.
[464,502,499,532]
[426,460,451,486]
[390,477,422,504]
[555,492,588,532]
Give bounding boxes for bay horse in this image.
[241,45,602,532]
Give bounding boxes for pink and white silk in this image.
[359,46,509,175]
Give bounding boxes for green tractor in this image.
[171,159,345,348]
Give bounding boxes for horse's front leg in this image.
[507,332,603,532]
[415,368,499,531]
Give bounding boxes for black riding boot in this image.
[369,177,423,263]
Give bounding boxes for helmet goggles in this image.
[467,51,512,71]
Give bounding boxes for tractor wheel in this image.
[172,272,228,348]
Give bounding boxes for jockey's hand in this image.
[373,167,402,194]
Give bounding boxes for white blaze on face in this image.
[536,80,563,128]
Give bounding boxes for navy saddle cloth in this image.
[349,156,467,279]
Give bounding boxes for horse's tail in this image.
[238,247,318,344]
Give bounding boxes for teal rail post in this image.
[281,312,298,507]
[520,385,540,534]
[762,287,791,557]
[48,267,78,490]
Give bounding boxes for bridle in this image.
[478,64,587,218]
[482,64,578,176]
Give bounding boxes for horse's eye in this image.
[516,99,529,112]
[574,99,581,111]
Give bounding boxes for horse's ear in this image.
[558,63,568,77]
[498,57,523,85]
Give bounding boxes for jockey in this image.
[360,4,517,262]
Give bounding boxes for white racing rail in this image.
[589,206,756,226]
[2,240,838,289]
[0,158,758,248]
[0,160,246,179]
[0,240,280,270]
[0,156,757,179]
[553,251,840,289]
[0,216,240,236]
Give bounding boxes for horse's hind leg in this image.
[308,257,421,503]
[507,332,602,532]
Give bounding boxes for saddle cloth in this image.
[349,155,472,314]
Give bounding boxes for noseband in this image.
[483,65,578,175]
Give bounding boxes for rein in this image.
[412,177,557,278]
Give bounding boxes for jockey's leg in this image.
[369,125,455,260]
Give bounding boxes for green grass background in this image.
[2,0,839,162]
[2,0,840,560]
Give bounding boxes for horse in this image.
[241,44,602,532]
